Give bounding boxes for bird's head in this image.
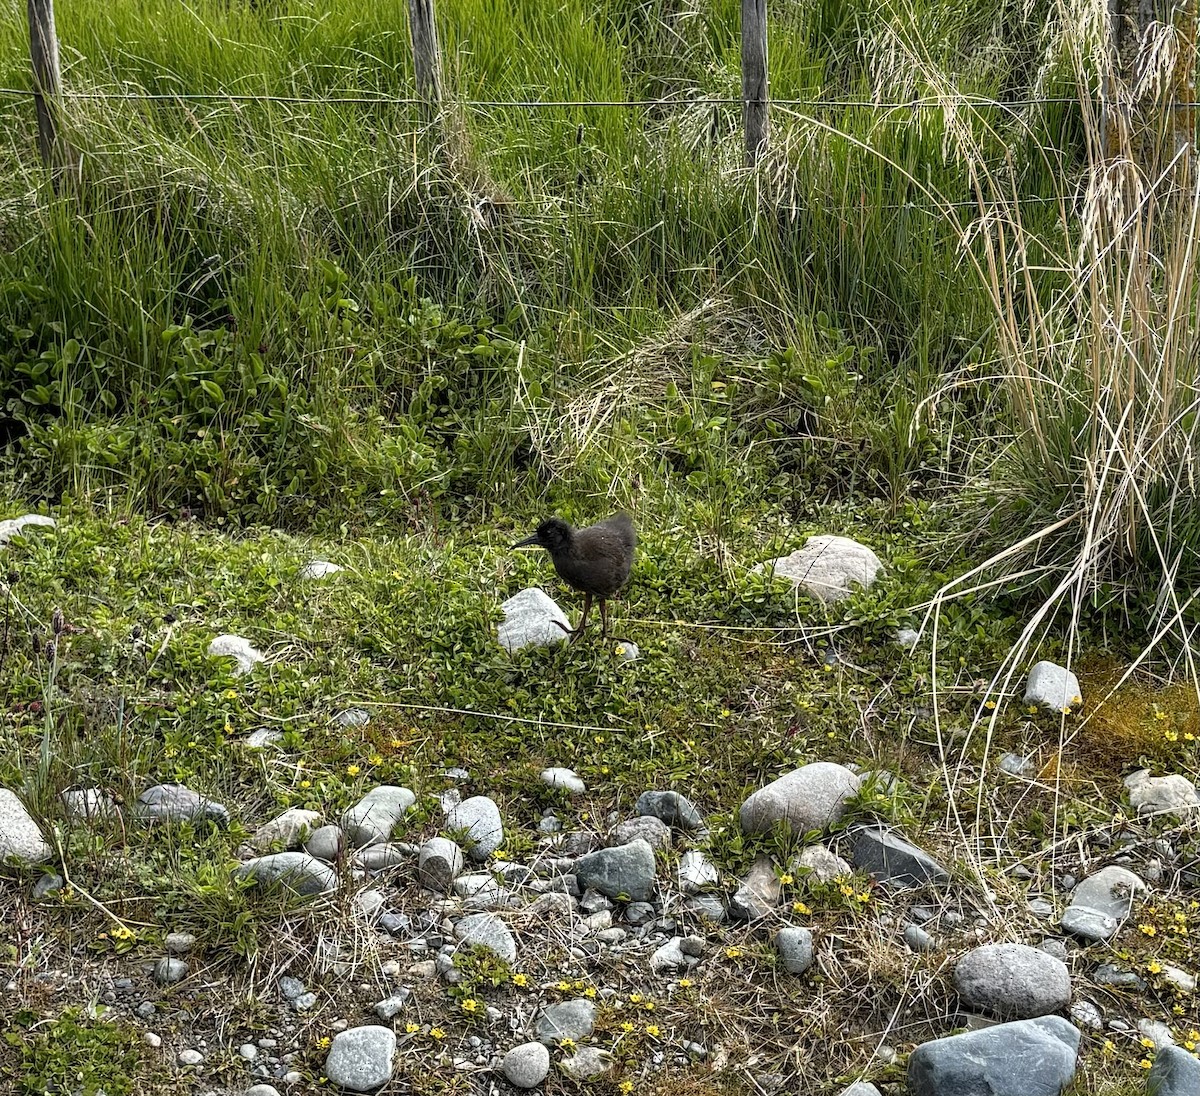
[512,518,572,556]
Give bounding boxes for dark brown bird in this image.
[512,513,636,642]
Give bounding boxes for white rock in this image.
[61,787,118,821]
[1023,661,1082,711]
[455,912,517,963]
[678,850,719,893]
[207,634,265,676]
[0,513,56,547]
[342,785,416,848]
[0,789,53,864]
[444,795,504,861]
[245,727,283,749]
[615,640,640,661]
[324,1025,397,1092]
[497,588,571,652]
[739,762,861,835]
[896,627,920,649]
[541,767,586,795]
[756,534,882,603]
[1125,770,1200,817]
[298,560,343,580]
[250,808,323,852]
[502,1041,551,1089]
[177,1049,204,1066]
[793,844,852,884]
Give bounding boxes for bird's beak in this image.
[511,533,541,550]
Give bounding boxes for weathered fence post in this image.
[408,0,443,134]
[741,0,768,163]
[27,0,70,174]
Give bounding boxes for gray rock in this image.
[31,873,62,900]
[623,900,655,924]
[279,976,307,1000]
[1125,770,1200,817]
[445,796,504,862]
[526,891,575,917]
[355,888,386,922]
[207,633,265,676]
[612,815,672,851]
[538,815,563,834]
[299,560,343,580]
[756,534,883,603]
[246,1086,283,1096]
[1138,1019,1175,1050]
[1069,1000,1103,1031]
[502,1041,551,1088]
[1147,1046,1200,1096]
[1028,898,1055,919]
[143,1032,161,1048]
[615,640,640,661]
[497,588,571,652]
[851,826,950,887]
[418,837,464,893]
[454,913,517,963]
[1059,866,1145,942]
[739,763,861,836]
[334,707,370,728]
[245,727,284,749]
[792,843,852,883]
[635,790,704,831]
[904,924,936,952]
[728,854,782,922]
[775,927,814,974]
[178,1048,204,1066]
[1000,753,1034,777]
[305,825,345,862]
[0,513,55,546]
[839,1086,883,1096]
[324,1025,397,1092]
[678,850,719,893]
[896,627,920,650]
[239,1043,258,1060]
[355,843,407,872]
[908,1016,1080,1096]
[134,784,230,827]
[61,787,118,820]
[575,839,656,902]
[233,852,338,896]
[1161,965,1197,994]
[1093,962,1145,990]
[165,932,195,955]
[153,958,188,984]
[374,991,411,1020]
[559,1046,613,1081]
[251,808,322,852]
[541,768,585,794]
[954,943,1071,1019]
[1023,661,1082,712]
[536,999,597,1045]
[341,786,416,848]
[649,937,690,973]
[682,894,726,922]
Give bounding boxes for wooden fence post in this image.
[741,0,768,164]
[408,0,443,133]
[27,0,70,174]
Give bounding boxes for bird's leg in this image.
[569,593,592,644]
[599,599,609,638]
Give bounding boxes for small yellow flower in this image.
[1155,710,1168,721]
[1139,924,1157,936]
[1027,704,1038,714]
[1102,1039,1115,1054]
[984,700,996,710]
[346,764,361,777]
[628,992,642,1003]
[556,981,572,992]
[494,849,509,861]
[618,1082,634,1096]
[643,1001,656,1012]
[1140,1037,1155,1049]
[1140,1059,1152,1070]
[572,980,585,991]
[600,766,610,775]
[461,998,479,1013]
[316,1036,331,1049]
[678,978,692,988]
[792,901,811,915]
[405,1022,420,1034]
[1186,1039,1197,1051]
[646,1024,661,1037]
[778,873,794,885]
[620,1022,634,1033]
[724,947,742,959]
[583,987,597,999]
[430,1028,445,1040]
[369,754,384,765]
[512,973,529,987]
[222,689,238,699]
[389,738,404,749]
[560,1037,576,1051]
[300,780,311,789]
[1147,961,1163,974]
[857,891,871,903]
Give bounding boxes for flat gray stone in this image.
[418,837,464,893]
[246,1086,283,1096]
[335,707,370,728]
[445,795,504,861]
[851,826,950,887]
[0,513,55,546]
[541,767,585,794]
[905,924,937,952]
[839,1085,882,1096]
[454,912,517,962]
[177,1049,204,1066]
[324,1025,396,1092]
[245,727,283,749]
[1024,661,1082,712]
[739,762,861,836]
[682,894,725,922]
[1147,1045,1200,1096]
[908,1016,1080,1096]
[233,852,338,896]
[560,1046,613,1080]
[612,815,672,851]
[1139,1019,1175,1050]
[793,843,852,883]
[153,957,188,984]
[1125,770,1200,817]
[341,786,416,848]
[374,990,411,1020]
[304,824,345,862]
[299,560,343,580]
[678,850,719,893]
[954,943,1071,1019]
[775,926,814,974]
[134,784,230,827]
[355,843,407,872]
[649,936,690,973]
[497,588,570,652]
[757,534,883,603]
[575,839,656,902]
[1000,753,1034,777]
[1059,866,1145,942]
[61,787,118,820]
[207,633,264,676]
[251,808,322,852]
[535,999,596,1044]
[728,854,782,922]
[0,788,52,864]
[636,790,704,831]
[502,1041,551,1089]
[31,874,62,900]
[165,932,196,955]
